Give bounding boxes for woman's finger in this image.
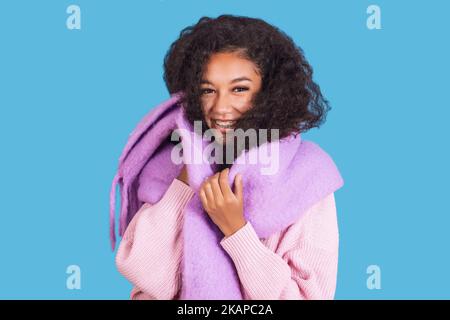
[210,174,224,203]
[203,182,215,205]
[219,168,234,199]
[199,189,209,211]
[233,173,243,202]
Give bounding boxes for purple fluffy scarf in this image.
[109,92,344,299]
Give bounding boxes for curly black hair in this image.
[163,14,330,160]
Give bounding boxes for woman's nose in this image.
[212,92,233,115]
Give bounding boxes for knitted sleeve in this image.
[115,178,194,300]
[220,192,339,300]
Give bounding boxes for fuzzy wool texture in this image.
[109,92,344,299]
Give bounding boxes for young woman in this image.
[112,14,344,300]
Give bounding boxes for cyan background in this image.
[0,0,449,299]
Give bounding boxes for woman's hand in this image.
[199,168,246,237]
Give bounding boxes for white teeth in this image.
[214,120,235,125]
[213,120,236,129]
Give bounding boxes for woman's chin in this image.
[208,127,229,145]
[212,132,226,145]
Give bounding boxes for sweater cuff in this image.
[157,178,195,210]
[171,178,195,199]
[220,222,268,263]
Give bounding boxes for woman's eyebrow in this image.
[230,77,252,83]
[200,77,253,85]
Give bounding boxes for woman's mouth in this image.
[212,119,236,133]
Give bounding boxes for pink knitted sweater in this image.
[115,178,339,300]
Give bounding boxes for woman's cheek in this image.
[201,100,212,118]
[234,94,252,111]
[235,98,253,112]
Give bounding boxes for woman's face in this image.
[200,51,262,145]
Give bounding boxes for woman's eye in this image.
[201,88,214,95]
[233,87,249,93]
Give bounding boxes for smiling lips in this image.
[212,119,236,133]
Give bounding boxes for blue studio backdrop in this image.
[0,0,449,299]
